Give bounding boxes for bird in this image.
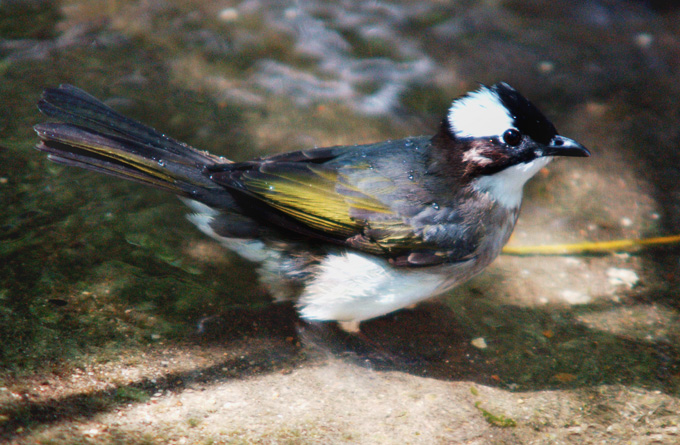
[34,82,589,330]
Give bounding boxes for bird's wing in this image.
[209,146,479,266]
[210,158,397,247]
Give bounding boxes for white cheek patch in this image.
[448,86,515,139]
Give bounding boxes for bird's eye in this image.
[502,128,522,146]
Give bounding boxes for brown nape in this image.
[426,120,476,185]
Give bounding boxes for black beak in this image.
[543,135,590,157]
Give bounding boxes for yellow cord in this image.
[502,234,680,255]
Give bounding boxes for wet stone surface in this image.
[1,0,680,443]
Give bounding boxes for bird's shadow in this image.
[2,289,679,442]
[293,295,680,392]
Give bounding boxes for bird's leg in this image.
[338,321,361,333]
[296,318,422,368]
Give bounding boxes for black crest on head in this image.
[491,83,557,145]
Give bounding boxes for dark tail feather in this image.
[34,84,229,199]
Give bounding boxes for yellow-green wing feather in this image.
[237,163,395,238]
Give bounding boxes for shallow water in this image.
[1,0,680,443]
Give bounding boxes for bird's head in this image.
[430,82,590,208]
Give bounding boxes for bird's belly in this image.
[296,251,469,322]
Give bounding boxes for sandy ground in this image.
[3,299,680,444]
